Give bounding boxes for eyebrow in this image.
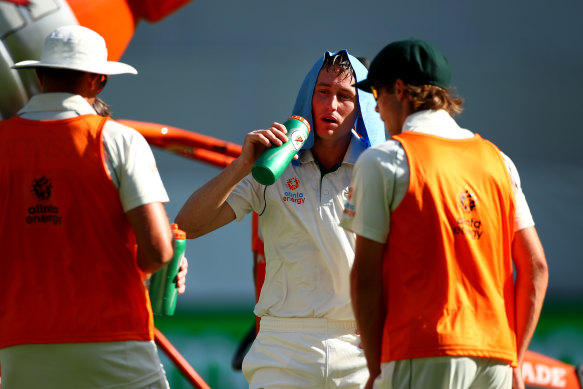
[315,82,356,95]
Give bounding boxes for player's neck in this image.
[311,134,350,170]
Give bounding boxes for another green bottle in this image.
[252,115,311,186]
[149,223,186,316]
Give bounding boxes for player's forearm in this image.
[514,268,548,362]
[352,277,385,378]
[512,226,549,363]
[175,156,251,238]
[351,235,387,379]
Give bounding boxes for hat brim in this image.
[353,78,373,92]
[11,60,137,75]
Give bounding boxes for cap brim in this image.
[353,78,373,92]
[11,60,137,75]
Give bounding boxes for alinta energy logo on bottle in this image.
[26,175,62,226]
[452,188,482,239]
[283,177,305,204]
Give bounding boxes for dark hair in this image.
[36,68,113,117]
[321,51,355,82]
[92,96,112,117]
[35,67,86,88]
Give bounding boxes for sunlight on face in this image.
[375,86,401,137]
[311,67,357,144]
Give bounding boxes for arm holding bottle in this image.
[175,123,289,238]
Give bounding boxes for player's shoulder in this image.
[360,139,403,161]
[352,140,404,177]
[102,119,149,145]
[103,119,140,136]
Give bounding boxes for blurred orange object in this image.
[68,0,136,61]
[67,0,193,61]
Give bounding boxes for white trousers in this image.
[374,356,512,389]
[243,317,368,389]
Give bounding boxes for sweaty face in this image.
[311,67,357,144]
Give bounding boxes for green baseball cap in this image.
[355,38,451,91]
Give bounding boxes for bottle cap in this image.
[288,115,311,133]
[171,223,186,239]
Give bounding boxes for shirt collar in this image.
[402,109,473,139]
[298,131,366,166]
[17,93,97,118]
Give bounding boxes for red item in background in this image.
[252,212,266,332]
[1,0,30,5]
[128,0,192,22]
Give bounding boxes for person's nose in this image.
[325,94,339,111]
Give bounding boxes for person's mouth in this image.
[321,115,338,124]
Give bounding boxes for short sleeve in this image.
[500,152,535,231]
[341,144,401,243]
[226,174,263,222]
[102,120,169,212]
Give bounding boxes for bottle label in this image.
[290,129,307,150]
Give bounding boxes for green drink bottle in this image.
[252,115,311,186]
[149,223,186,316]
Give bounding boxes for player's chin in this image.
[315,121,338,134]
[315,128,336,139]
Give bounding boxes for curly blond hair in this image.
[385,81,464,117]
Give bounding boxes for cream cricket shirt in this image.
[227,133,367,320]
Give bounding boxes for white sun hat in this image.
[12,25,137,75]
